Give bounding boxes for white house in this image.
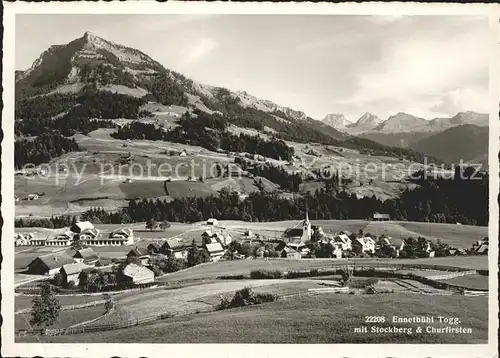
[352,236,376,254]
[122,263,155,284]
[45,233,73,246]
[108,228,134,245]
[70,221,95,234]
[27,194,39,201]
[15,234,29,246]
[73,248,100,266]
[60,262,90,286]
[334,234,352,251]
[205,242,225,262]
[78,228,100,241]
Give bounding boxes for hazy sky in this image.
[16,14,489,121]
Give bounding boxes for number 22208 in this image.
[365,316,385,323]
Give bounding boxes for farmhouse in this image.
[122,263,155,284]
[107,228,134,245]
[27,194,39,201]
[280,246,302,259]
[206,218,218,226]
[286,240,310,257]
[60,262,90,286]
[15,234,29,246]
[79,228,134,247]
[45,232,73,246]
[161,238,187,259]
[202,230,233,247]
[70,221,95,234]
[147,242,162,254]
[373,213,390,221]
[78,228,100,241]
[28,253,76,275]
[73,248,100,266]
[472,238,488,255]
[352,236,376,254]
[376,236,399,257]
[205,242,225,262]
[333,234,352,251]
[127,247,150,266]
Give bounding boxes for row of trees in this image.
[111,113,295,161]
[15,166,488,228]
[236,158,303,192]
[14,133,82,168]
[15,116,115,137]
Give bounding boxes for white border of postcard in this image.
[2,2,500,357]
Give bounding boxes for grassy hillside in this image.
[18,294,487,343]
[358,131,433,148]
[409,124,488,164]
[156,256,488,283]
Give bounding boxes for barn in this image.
[28,253,76,275]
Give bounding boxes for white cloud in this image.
[333,20,488,119]
[181,38,217,66]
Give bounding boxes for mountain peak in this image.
[356,112,382,126]
[83,31,100,42]
[322,113,350,129]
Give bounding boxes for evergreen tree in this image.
[30,282,61,329]
[187,239,200,267]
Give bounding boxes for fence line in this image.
[15,300,105,315]
[38,305,216,337]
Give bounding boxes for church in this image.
[282,211,312,243]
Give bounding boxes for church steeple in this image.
[302,206,312,241]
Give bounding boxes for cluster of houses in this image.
[257,212,434,259]
[25,223,235,288]
[145,227,233,263]
[15,221,135,247]
[27,245,156,286]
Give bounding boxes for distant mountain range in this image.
[409,124,489,166]
[320,110,489,165]
[15,31,488,166]
[322,110,488,134]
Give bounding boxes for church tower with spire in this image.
[301,208,312,242]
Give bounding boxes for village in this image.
[14,210,489,292]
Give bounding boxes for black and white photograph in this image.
[1,2,498,357]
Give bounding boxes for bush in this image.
[250,269,283,279]
[216,296,232,311]
[253,293,279,304]
[349,278,379,289]
[217,287,279,310]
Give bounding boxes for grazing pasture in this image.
[19,294,487,344]
[158,256,488,283]
[15,305,106,331]
[436,275,489,291]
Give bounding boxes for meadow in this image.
[18,293,488,344]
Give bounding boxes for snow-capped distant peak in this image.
[356,112,383,126]
[322,113,350,129]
